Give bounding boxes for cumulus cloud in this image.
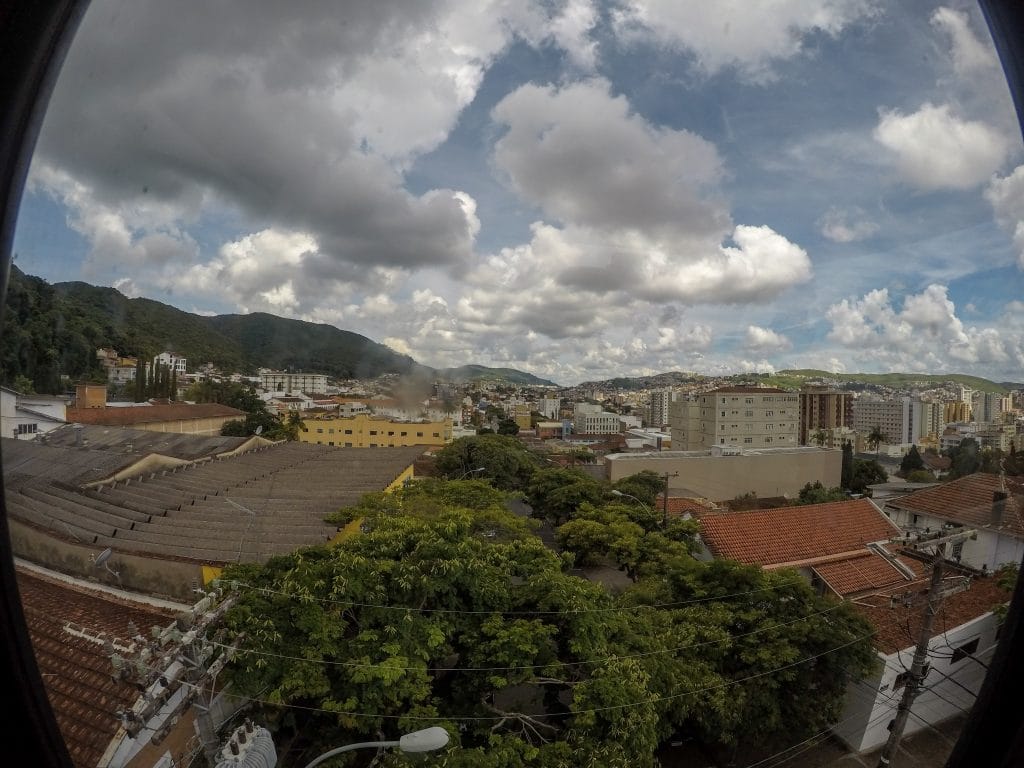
[825,284,1023,373]
[873,103,1010,190]
[818,206,879,243]
[487,79,812,311]
[612,0,877,80]
[985,164,1024,269]
[931,7,999,76]
[744,325,792,351]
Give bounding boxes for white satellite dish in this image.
[255,425,263,435]
[94,547,113,567]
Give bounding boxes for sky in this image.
[12,0,1024,386]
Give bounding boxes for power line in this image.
[223,575,816,616]
[212,602,848,673]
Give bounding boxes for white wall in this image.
[886,507,1024,571]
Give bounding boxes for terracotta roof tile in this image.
[17,568,176,768]
[699,499,900,567]
[812,550,925,597]
[883,473,1024,540]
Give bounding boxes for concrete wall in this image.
[135,416,239,437]
[833,611,999,752]
[606,448,842,501]
[9,520,208,601]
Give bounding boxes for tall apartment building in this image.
[669,386,798,450]
[944,400,971,424]
[971,391,1005,424]
[645,389,675,429]
[260,371,329,395]
[851,396,939,445]
[537,398,561,420]
[798,387,853,445]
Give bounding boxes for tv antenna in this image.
[91,547,122,586]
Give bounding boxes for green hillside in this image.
[764,369,1008,394]
[436,364,558,387]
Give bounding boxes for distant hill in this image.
[0,268,546,392]
[568,371,705,391]
[765,369,1009,394]
[435,364,558,387]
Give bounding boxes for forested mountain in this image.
[0,268,421,392]
[0,269,546,393]
[435,364,558,387]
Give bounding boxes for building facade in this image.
[259,371,329,395]
[299,413,451,448]
[575,411,621,435]
[153,351,187,374]
[798,387,853,445]
[670,386,798,451]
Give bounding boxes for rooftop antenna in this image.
[92,547,122,586]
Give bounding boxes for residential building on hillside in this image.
[798,387,853,445]
[259,370,328,395]
[669,386,798,450]
[851,396,939,446]
[153,351,187,374]
[537,397,561,420]
[300,412,451,448]
[0,386,67,439]
[696,499,1011,753]
[972,390,1006,424]
[645,389,675,429]
[605,445,841,501]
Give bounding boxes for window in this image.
[17,424,38,435]
[744,437,752,444]
[345,429,353,435]
[952,638,980,664]
[766,410,773,416]
[765,437,772,443]
[721,410,726,417]
[316,427,324,433]
[745,398,753,404]
[432,432,439,437]
[401,431,407,436]
[369,430,377,435]
[388,431,394,436]
[417,432,423,437]
[745,410,753,416]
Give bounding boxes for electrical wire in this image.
[210,602,848,673]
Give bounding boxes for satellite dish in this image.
[255,425,263,435]
[94,547,113,567]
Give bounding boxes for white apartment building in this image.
[670,387,798,450]
[152,351,187,374]
[573,402,603,418]
[575,411,621,435]
[971,391,1007,424]
[645,389,676,429]
[538,398,561,420]
[259,371,328,395]
[851,396,940,446]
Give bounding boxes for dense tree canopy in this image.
[434,435,540,490]
[221,478,877,767]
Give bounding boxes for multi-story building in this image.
[573,402,602,418]
[259,370,328,395]
[669,386,798,450]
[153,351,187,374]
[798,387,852,445]
[851,396,937,446]
[575,411,621,435]
[537,398,561,420]
[645,389,675,429]
[299,412,451,448]
[972,391,1005,424]
[944,400,971,424]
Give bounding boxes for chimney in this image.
[992,491,1008,527]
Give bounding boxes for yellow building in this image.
[944,400,971,423]
[300,412,452,448]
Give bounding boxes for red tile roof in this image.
[66,403,244,426]
[812,550,926,597]
[699,499,900,567]
[656,495,719,517]
[17,568,177,768]
[851,566,1012,654]
[883,473,1024,541]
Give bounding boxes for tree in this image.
[497,418,519,435]
[899,444,925,475]
[811,428,828,447]
[730,491,759,511]
[796,481,847,505]
[849,458,887,494]
[11,374,34,394]
[611,471,664,508]
[904,469,935,483]
[947,438,981,478]
[526,467,607,525]
[867,425,887,457]
[841,441,854,490]
[434,434,539,490]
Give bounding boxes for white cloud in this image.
[826,284,1024,373]
[612,0,877,81]
[931,7,999,76]
[744,325,792,351]
[985,164,1024,269]
[873,103,1010,190]
[548,0,600,70]
[818,206,879,243]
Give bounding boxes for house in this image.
[16,564,243,768]
[880,473,1024,573]
[696,498,1011,752]
[0,385,67,439]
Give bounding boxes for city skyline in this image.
[12,0,1024,387]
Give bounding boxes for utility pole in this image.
[660,471,678,525]
[876,528,975,767]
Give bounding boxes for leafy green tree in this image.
[796,481,847,505]
[730,491,759,511]
[904,469,935,483]
[11,374,35,394]
[946,438,981,478]
[867,425,887,457]
[526,467,607,525]
[849,458,887,494]
[611,471,664,508]
[899,444,925,475]
[220,419,249,437]
[811,428,828,447]
[434,434,539,490]
[497,418,520,435]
